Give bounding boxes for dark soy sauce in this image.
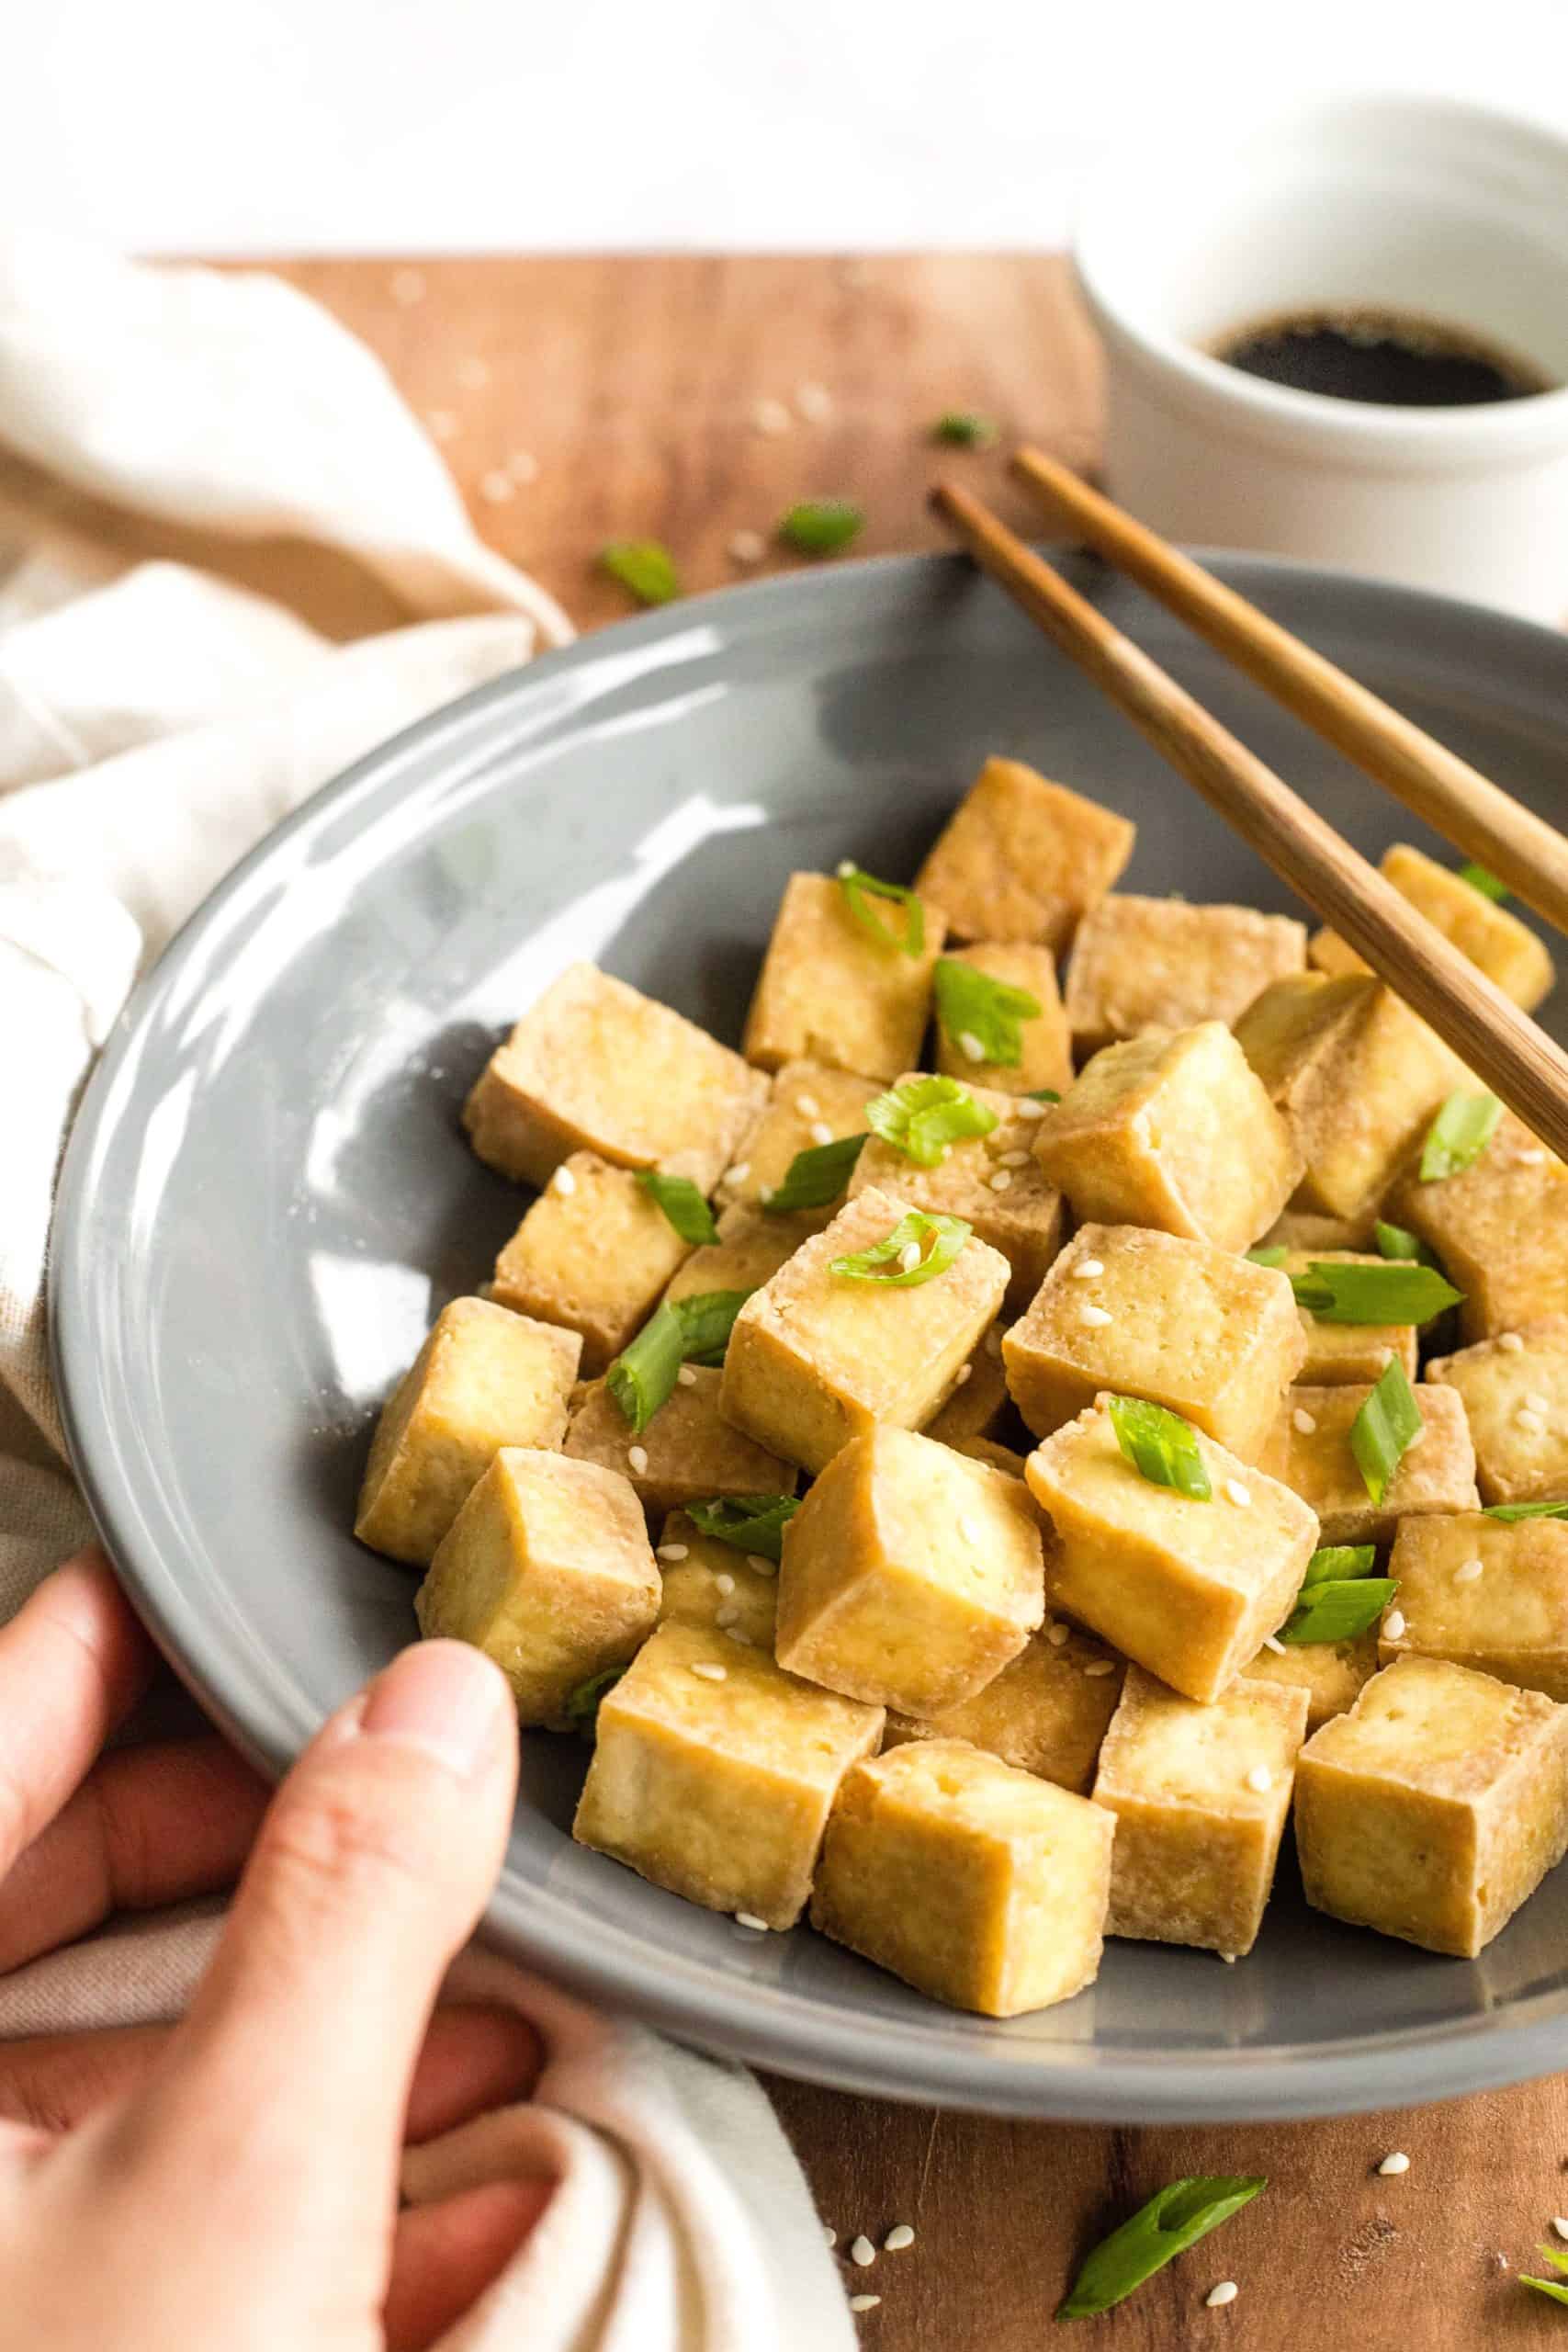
[1211,307,1554,407]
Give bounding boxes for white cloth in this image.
[0,235,849,2352]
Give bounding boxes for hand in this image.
[0,1547,547,2350]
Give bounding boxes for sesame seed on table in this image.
[132,250,1568,2352]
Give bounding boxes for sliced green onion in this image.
[1280,1577,1398,1645]
[1374,1218,1441,1269]
[933,957,1043,1068]
[1459,862,1508,902]
[1106,1396,1212,1501]
[931,411,999,447]
[1028,1087,1062,1104]
[1419,1090,1503,1182]
[598,539,680,605]
[1056,2176,1266,2321]
[1483,1498,1568,1522]
[1288,1260,1462,1325]
[563,1666,624,1731]
[829,1208,972,1286]
[687,1494,800,1560]
[1350,1358,1423,1505]
[636,1168,719,1246]
[779,500,863,556]
[865,1073,998,1167]
[671,1289,753,1366]
[1247,1246,1288,1268]
[1521,2243,1568,2303]
[1300,1544,1378,1589]
[761,1131,867,1216]
[835,861,927,957]
[605,1291,752,1430]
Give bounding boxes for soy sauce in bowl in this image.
[1212,306,1555,407]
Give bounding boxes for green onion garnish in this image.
[779,500,864,556]
[1300,1543,1378,1587]
[1522,2242,1568,2303]
[1280,1544,1396,1644]
[1460,862,1508,902]
[687,1494,800,1560]
[1106,1396,1212,1501]
[933,957,1043,1068]
[931,411,999,447]
[636,1168,719,1246]
[598,539,680,606]
[1056,2176,1266,2321]
[835,862,927,957]
[1419,1090,1503,1182]
[1349,1358,1423,1505]
[605,1290,752,1430]
[1374,1218,1440,1269]
[761,1131,867,1215]
[829,1208,972,1286]
[673,1289,753,1365]
[1483,1498,1568,1522]
[1288,1260,1462,1325]
[865,1073,998,1167]
[1029,1087,1062,1103]
[562,1665,624,1731]
[1247,1246,1289,1268]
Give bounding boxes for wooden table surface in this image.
[262,254,1568,2346]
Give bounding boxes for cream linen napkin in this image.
[0,236,852,2352]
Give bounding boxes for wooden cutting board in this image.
[256,254,1568,2348]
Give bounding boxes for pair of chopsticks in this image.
[931,451,1568,1163]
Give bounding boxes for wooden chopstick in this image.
[1010,445,1568,936]
[929,475,1568,1162]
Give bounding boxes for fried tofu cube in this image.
[847,1079,1066,1310]
[1258,1206,1380,1252]
[1381,1511,1568,1701]
[414,1448,658,1725]
[564,1366,796,1521]
[464,962,767,1192]
[810,1739,1114,2015]
[741,874,945,1082]
[1026,1401,1317,1702]
[1002,1223,1304,1458]
[1259,1383,1477,1546]
[913,756,1135,950]
[1391,1113,1568,1342]
[355,1298,581,1565]
[1294,1656,1568,1956]
[882,1623,1123,1793]
[1064,895,1306,1057]
[720,1185,1010,1474]
[775,1428,1044,1714]
[573,1620,883,1928]
[1275,1249,1420,1387]
[953,1433,1030,1479]
[1427,1319,1568,1503]
[1032,1023,1302,1253]
[1092,1667,1309,1956]
[922,1327,1012,1445]
[1234,973,1468,1221]
[932,942,1075,1096]
[1245,1631,1379,1733]
[714,1059,879,1227]
[1311,842,1555,1012]
[660,1204,805,1307]
[653,1509,780,1649]
[489,1153,691,1375]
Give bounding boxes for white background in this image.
[9,0,1568,254]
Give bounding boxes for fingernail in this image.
[358,1641,508,1778]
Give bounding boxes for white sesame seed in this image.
[1498,1331,1525,1352]
[1520,1148,1547,1165]
[1525,1392,1552,1414]
[1383,1610,1406,1640]
[727,1163,751,1187]
[1071,1258,1105,1280]
[1224,1479,1252,1509]
[988,1168,1014,1193]
[747,1554,775,1576]
[1455,1558,1483,1584]
[627,1445,649,1476]
[895,1240,922,1274]
[425,408,459,442]
[1517,1408,1546,1433]
[985,1328,1004,1358]
[389,266,426,305]
[1015,1098,1046,1119]
[507,448,540,484]
[851,2235,876,2267]
[724,1626,753,1647]
[1205,2281,1239,2308]
[849,2296,881,2314]
[1263,1634,1286,1654]
[1082,1658,1116,1678]
[795,1093,821,1119]
[958,1030,987,1063]
[552,1164,578,1195]
[728,528,766,567]
[795,381,834,423]
[836,859,855,877]
[691,1660,727,1682]
[809,1121,834,1146]
[657,1543,690,1562]
[1079,1304,1112,1328]
[1292,1407,1318,1435]
[824,2227,837,2247]
[1046,1623,1071,1647]
[715,1571,735,1593]
[1377,2151,1410,2176]
[479,469,516,503]
[734,1911,768,1931]
[716,1604,739,1628]
[998,1148,1032,1167]
[751,396,792,435]
[677,1364,697,1387]
[1246,1765,1272,1793]
[955,1363,973,1386]
[1553,2216,1568,2242]
[1219,1951,1237,1964]
[884,2223,915,2251]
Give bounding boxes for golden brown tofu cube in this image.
[564,1366,796,1521]
[414,1448,658,1726]
[1026,1400,1318,1703]
[490,1152,691,1375]
[932,942,1075,1096]
[741,873,945,1082]
[720,1185,1010,1475]
[355,1298,581,1566]
[1391,1112,1568,1342]
[1033,1023,1302,1254]
[714,1059,879,1227]
[810,1738,1113,2015]
[1260,1382,1478,1547]
[882,1622,1123,1793]
[1294,1656,1568,1956]
[661,1204,805,1307]
[1234,973,1468,1221]
[1002,1223,1304,1459]
[1092,1667,1310,1957]
[1258,1206,1380,1252]
[653,1509,780,1649]
[1381,1511,1568,1701]
[1245,1631,1379,1734]
[847,1079,1066,1311]
[1275,1249,1420,1388]
[913,756,1135,950]
[463,962,767,1191]
[1312,842,1555,1012]
[573,1619,883,1928]
[953,1433,1030,1479]
[776,1427,1044,1714]
[922,1326,1012,1446]
[1064,895,1306,1057]
[1427,1319,1568,1503]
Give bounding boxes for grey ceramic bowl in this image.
[51,549,1568,2120]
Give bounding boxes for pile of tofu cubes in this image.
[354,754,1568,2016]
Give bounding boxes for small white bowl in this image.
[1073,93,1568,621]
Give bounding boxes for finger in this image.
[384,2180,551,2352]
[0,1548,153,1877]
[404,2006,543,2147]
[0,2024,173,2133]
[0,1736,269,1973]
